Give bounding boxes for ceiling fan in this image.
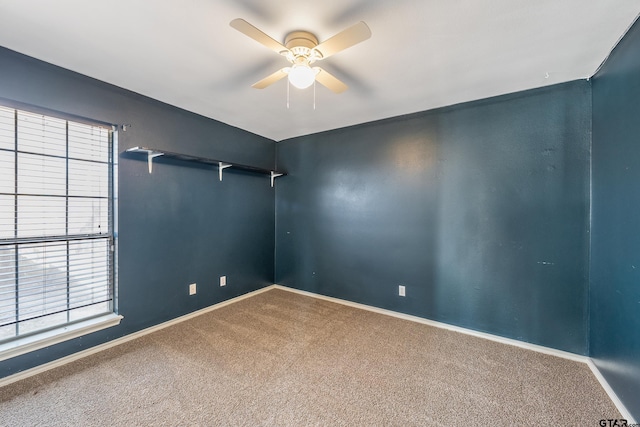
[230,18,371,94]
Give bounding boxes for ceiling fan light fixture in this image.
[231,19,371,93]
[288,64,317,89]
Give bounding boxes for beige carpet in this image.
[0,288,620,426]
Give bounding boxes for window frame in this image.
[0,99,122,361]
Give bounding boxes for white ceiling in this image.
[0,1,638,141]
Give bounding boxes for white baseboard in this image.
[272,284,635,422]
[0,285,274,388]
[586,359,637,423]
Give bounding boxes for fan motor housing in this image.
[284,31,319,50]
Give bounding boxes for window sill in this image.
[0,313,123,362]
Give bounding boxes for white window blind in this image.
[0,105,115,342]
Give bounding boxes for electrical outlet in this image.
[398,285,406,297]
[220,276,226,287]
[189,283,197,295]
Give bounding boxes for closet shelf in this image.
[124,146,286,187]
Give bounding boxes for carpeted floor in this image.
[0,288,620,426]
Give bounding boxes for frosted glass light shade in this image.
[288,64,316,89]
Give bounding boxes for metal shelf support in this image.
[271,171,284,188]
[143,150,164,173]
[218,162,233,181]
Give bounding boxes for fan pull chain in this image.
[313,80,316,110]
[286,79,290,109]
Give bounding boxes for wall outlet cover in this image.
[399,285,406,297]
[189,283,197,295]
[220,276,226,287]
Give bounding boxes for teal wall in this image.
[276,81,591,354]
[591,16,640,419]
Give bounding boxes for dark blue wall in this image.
[591,17,640,419]
[276,81,591,354]
[0,47,277,378]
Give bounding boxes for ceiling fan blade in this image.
[230,18,289,55]
[314,68,348,94]
[314,21,371,59]
[252,68,289,89]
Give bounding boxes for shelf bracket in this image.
[146,151,164,174]
[270,171,284,187]
[218,162,232,181]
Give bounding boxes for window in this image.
[0,103,119,355]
